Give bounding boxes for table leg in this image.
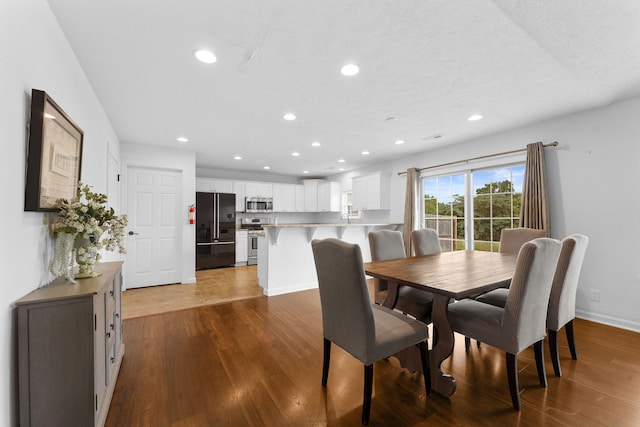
[380,280,399,309]
[429,294,456,397]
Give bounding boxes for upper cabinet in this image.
[273,184,298,212]
[352,171,390,211]
[233,181,245,211]
[245,182,273,198]
[317,181,341,212]
[195,178,234,194]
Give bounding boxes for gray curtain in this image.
[519,141,549,235]
[403,167,420,256]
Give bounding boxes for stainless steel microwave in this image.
[245,197,273,213]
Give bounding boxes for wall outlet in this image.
[590,289,600,302]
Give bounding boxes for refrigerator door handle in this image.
[215,193,220,240]
[197,241,235,246]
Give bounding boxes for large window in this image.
[422,164,525,252]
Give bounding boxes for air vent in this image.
[422,134,443,141]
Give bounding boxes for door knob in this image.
[128,231,139,235]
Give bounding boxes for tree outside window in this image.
[422,164,524,252]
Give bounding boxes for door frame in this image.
[121,161,187,290]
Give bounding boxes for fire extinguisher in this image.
[189,204,195,225]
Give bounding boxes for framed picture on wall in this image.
[24,89,83,211]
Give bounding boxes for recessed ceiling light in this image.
[394,140,405,145]
[338,159,346,163]
[361,151,370,155]
[194,49,217,64]
[263,166,271,170]
[341,63,360,76]
[283,113,296,121]
[468,114,483,121]
[339,168,345,171]
[291,152,300,157]
[233,156,242,160]
[311,141,321,147]
[176,137,188,143]
[303,170,309,174]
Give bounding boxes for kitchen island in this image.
[257,223,402,296]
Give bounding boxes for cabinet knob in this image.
[106,332,111,338]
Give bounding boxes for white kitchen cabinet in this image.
[196,178,213,192]
[318,181,341,212]
[295,185,305,211]
[233,181,245,211]
[195,178,234,194]
[273,184,296,212]
[303,179,321,212]
[352,171,390,210]
[236,230,248,264]
[272,184,283,211]
[245,182,273,198]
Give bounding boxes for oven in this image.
[247,231,259,265]
[241,217,269,265]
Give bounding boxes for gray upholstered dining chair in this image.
[477,234,589,377]
[499,227,547,254]
[369,230,434,324]
[465,226,548,351]
[311,238,431,425]
[410,228,442,257]
[448,237,562,410]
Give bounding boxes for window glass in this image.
[421,163,524,252]
[422,173,465,252]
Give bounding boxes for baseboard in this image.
[576,309,640,333]
[265,281,318,296]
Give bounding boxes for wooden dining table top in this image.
[364,250,518,300]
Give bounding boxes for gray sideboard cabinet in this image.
[16,261,124,427]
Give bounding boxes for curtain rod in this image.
[397,141,558,176]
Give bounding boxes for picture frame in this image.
[25,89,83,212]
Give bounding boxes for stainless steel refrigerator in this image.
[196,192,236,269]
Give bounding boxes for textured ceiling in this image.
[45,0,640,178]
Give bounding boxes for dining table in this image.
[364,250,517,397]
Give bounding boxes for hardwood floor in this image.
[109,268,640,426]
[122,265,264,319]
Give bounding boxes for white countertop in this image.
[262,222,402,228]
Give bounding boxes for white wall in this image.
[334,97,640,332]
[121,143,197,285]
[1,1,122,425]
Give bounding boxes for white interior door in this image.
[126,166,182,288]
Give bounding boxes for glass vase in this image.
[74,233,102,278]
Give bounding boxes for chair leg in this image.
[548,329,562,377]
[464,336,470,352]
[506,353,521,411]
[533,340,547,387]
[477,340,481,347]
[362,364,373,425]
[566,320,578,360]
[418,341,431,395]
[322,338,331,386]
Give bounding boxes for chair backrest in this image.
[411,228,442,256]
[547,234,589,330]
[499,227,547,254]
[311,238,374,362]
[368,230,406,261]
[502,237,562,353]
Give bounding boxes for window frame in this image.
[420,156,526,251]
